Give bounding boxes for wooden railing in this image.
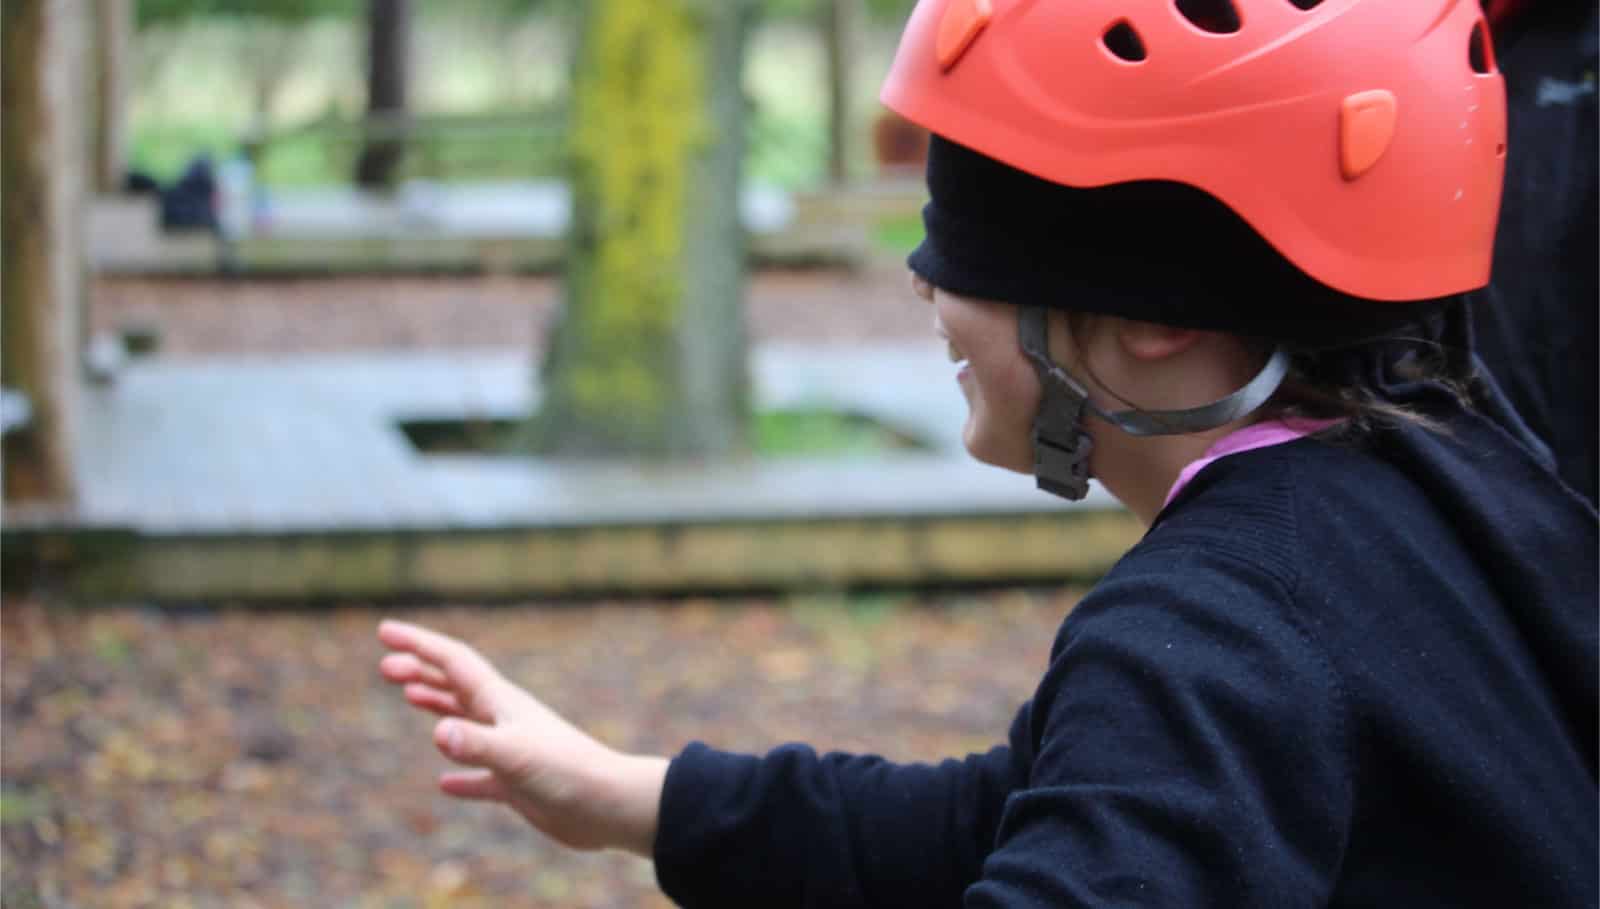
[244,108,570,185]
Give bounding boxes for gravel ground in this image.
[89,265,934,357]
[1,590,1079,908]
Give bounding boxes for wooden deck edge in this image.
[87,185,911,276]
[90,224,872,276]
[1,510,1143,602]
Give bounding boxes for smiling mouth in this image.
[934,313,970,373]
[936,324,969,365]
[945,338,970,372]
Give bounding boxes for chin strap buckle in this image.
[1019,306,1096,502]
[1015,305,1292,501]
[1033,423,1093,501]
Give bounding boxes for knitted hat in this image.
[907,135,1456,347]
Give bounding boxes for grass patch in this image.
[747,109,827,191]
[90,625,132,667]
[130,121,347,187]
[0,788,50,825]
[128,122,241,183]
[751,407,922,456]
[398,417,520,455]
[130,105,830,191]
[399,407,928,458]
[873,212,925,257]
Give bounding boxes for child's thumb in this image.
[435,718,520,773]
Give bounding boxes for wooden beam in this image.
[2,0,88,504]
[2,510,1143,602]
[93,0,132,193]
[822,0,862,186]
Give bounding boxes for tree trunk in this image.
[822,0,860,186]
[2,0,87,504]
[355,0,411,189]
[92,0,131,193]
[534,0,752,457]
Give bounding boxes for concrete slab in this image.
[4,345,1139,599]
[251,180,795,238]
[67,344,1118,533]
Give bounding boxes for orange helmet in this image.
[880,0,1507,302]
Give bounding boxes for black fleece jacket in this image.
[652,382,1598,907]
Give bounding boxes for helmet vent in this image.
[1468,19,1496,74]
[1103,21,1147,62]
[1286,0,1323,9]
[1175,0,1241,34]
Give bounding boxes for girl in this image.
[378,0,1598,905]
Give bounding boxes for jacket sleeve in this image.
[653,706,1032,908]
[965,546,1354,908]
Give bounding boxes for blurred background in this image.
[0,1,1140,906]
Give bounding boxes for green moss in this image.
[550,0,710,442]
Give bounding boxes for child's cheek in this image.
[960,358,1038,474]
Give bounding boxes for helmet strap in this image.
[1016,305,1292,501]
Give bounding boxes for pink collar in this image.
[1162,418,1343,510]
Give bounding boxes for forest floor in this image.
[1,590,1079,908]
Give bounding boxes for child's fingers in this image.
[404,683,466,717]
[434,717,526,777]
[380,652,451,689]
[439,769,511,802]
[378,620,500,696]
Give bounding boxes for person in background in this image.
[1471,0,1597,503]
[377,1,1598,905]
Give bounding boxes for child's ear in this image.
[1116,319,1204,361]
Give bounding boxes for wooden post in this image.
[355,0,412,189]
[2,0,88,505]
[533,0,753,457]
[92,0,131,193]
[822,0,861,186]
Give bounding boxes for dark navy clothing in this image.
[652,387,1598,907]
[1471,1,1598,504]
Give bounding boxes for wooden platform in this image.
[86,180,930,275]
[1,346,1142,601]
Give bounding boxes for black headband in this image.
[907,134,1456,347]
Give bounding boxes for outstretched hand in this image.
[376,619,667,856]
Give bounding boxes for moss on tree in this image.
[534,0,750,456]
